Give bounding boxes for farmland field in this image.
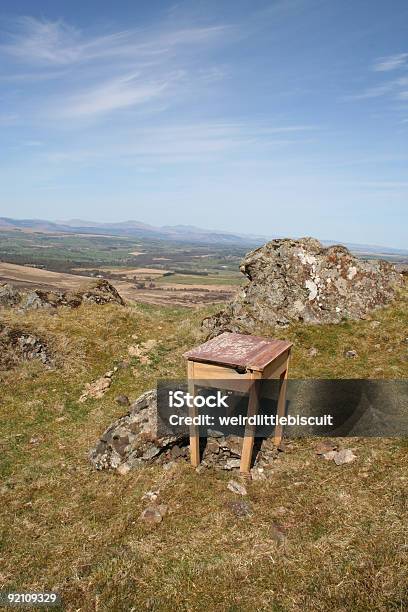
[0,230,245,306]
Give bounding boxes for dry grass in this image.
[0,286,407,611]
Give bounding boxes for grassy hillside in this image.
[0,284,407,611]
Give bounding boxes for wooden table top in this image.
[183,332,292,372]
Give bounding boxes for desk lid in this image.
[183,332,292,372]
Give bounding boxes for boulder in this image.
[89,390,187,470]
[89,389,281,473]
[0,280,124,311]
[203,237,403,337]
[0,323,52,369]
[0,283,21,307]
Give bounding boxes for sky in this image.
[0,0,407,248]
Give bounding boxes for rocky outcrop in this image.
[0,323,52,369]
[90,390,187,470]
[89,389,280,475]
[203,237,403,336]
[0,284,21,307]
[0,279,124,310]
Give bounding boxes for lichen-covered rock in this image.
[0,279,124,311]
[203,237,402,336]
[89,389,280,472]
[70,279,124,306]
[0,323,52,369]
[0,283,22,307]
[89,390,187,470]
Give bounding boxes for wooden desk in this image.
[183,332,292,474]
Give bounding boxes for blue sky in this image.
[0,0,407,248]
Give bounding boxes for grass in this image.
[0,284,407,611]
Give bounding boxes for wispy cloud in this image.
[347,53,408,109]
[0,16,230,66]
[0,16,233,121]
[53,73,173,118]
[373,53,408,72]
[41,121,317,165]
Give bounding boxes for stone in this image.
[0,283,22,307]
[202,238,402,337]
[79,376,111,402]
[0,280,124,311]
[89,389,188,470]
[333,449,357,465]
[251,466,267,480]
[227,500,251,517]
[140,506,163,524]
[322,448,357,465]
[345,350,358,358]
[227,480,247,496]
[315,439,338,455]
[116,462,131,475]
[116,395,130,406]
[223,458,241,470]
[322,450,338,461]
[0,323,53,369]
[142,490,159,502]
[170,445,183,459]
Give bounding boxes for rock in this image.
[202,237,403,337]
[116,462,131,475]
[170,445,184,459]
[322,450,338,461]
[308,347,319,357]
[142,490,159,502]
[223,458,241,470]
[21,290,54,310]
[345,350,358,359]
[0,283,22,307]
[116,395,130,406]
[227,500,251,517]
[333,449,357,465]
[140,505,164,524]
[251,466,267,480]
[89,389,188,470]
[227,480,247,496]
[79,376,111,402]
[142,446,161,460]
[0,323,53,369]
[322,448,357,465]
[73,279,125,306]
[0,280,124,311]
[315,439,338,455]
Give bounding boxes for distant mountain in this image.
[0,216,407,255]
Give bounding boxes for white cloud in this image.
[54,73,173,118]
[373,53,408,72]
[0,16,233,121]
[0,16,230,66]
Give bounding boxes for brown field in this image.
[0,262,236,307]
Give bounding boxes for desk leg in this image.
[188,361,200,468]
[240,375,261,474]
[273,355,290,447]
